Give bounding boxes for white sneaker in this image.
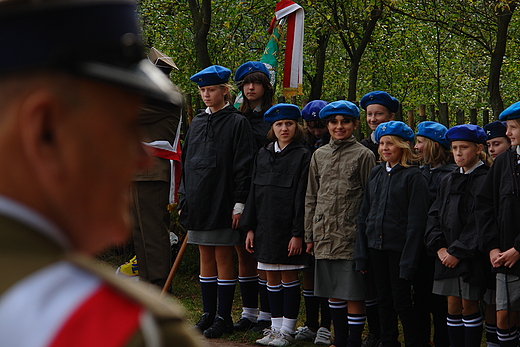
[268,331,295,346]
[314,327,332,345]
[256,328,277,346]
[295,326,317,341]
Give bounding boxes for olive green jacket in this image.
[305,136,376,260]
[0,214,201,347]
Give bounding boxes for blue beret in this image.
[190,65,231,87]
[264,104,301,124]
[374,121,414,143]
[499,101,520,121]
[446,124,487,144]
[0,0,180,104]
[302,100,328,121]
[416,121,450,149]
[360,91,400,113]
[484,121,508,140]
[319,100,360,119]
[234,61,270,82]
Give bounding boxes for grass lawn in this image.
[98,242,488,347]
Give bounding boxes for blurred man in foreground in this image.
[0,0,199,345]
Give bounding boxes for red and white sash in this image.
[272,0,304,98]
[142,121,182,204]
[0,261,144,347]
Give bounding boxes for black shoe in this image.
[250,319,271,333]
[233,317,256,332]
[362,333,381,347]
[194,312,214,333]
[203,315,234,338]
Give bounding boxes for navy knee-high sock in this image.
[329,300,349,347]
[463,312,482,347]
[347,313,366,347]
[200,275,217,316]
[281,280,300,334]
[239,275,258,321]
[258,278,271,321]
[283,280,300,319]
[497,326,518,347]
[486,323,499,346]
[366,298,380,339]
[447,313,465,347]
[217,278,236,321]
[267,283,283,317]
[303,289,320,331]
[320,297,332,329]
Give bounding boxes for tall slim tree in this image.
[188,0,212,69]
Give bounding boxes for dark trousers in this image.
[369,249,425,347]
[132,181,172,288]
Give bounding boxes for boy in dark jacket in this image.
[426,124,491,347]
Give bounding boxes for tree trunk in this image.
[346,7,383,102]
[308,32,330,101]
[188,0,212,69]
[488,3,515,118]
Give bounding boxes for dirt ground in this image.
[198,337,253,347]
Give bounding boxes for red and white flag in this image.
[271,0,304,98]
[143,121,182,204]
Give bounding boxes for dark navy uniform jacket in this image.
[178,105,255,230]
[355,162,429,279]
[426,164,490,288]
[477,147,520,277]
[240,141,311,265]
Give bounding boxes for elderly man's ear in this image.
[17,88,66,180]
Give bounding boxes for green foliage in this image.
[138,0,520,121]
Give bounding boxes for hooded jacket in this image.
[178,105,255,230]
[425,164,490,287]
[240,141,311,265]
[305,136,375,260]
[355,162,429,279]
[477,147,520,276]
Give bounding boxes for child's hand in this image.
[441,253,460,268]
[245,230,254,253]
[305,242,313,255]
[437,248,459,268]
[231,212,241,229]
[437,248,448,262]
[495,247,520,268]
[288,237,302,257]
[489,248,501,267]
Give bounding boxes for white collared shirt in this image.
[460,160,484,174]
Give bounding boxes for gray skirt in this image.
[314,259,367,301]
[187,228,241,246]
[432,277,484,301]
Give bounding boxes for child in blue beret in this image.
[359,91,399,159]
[355,121,429,347]
[484,121,510,160]
[477,101,520,347]
[235,61,274,151]
[413,121,455,347]
[305,100,376,347]
[233,61,274,333]
[426,124,491,347]
[180,65,256,338]
[301,100,331,153]
[241,103,311,346]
